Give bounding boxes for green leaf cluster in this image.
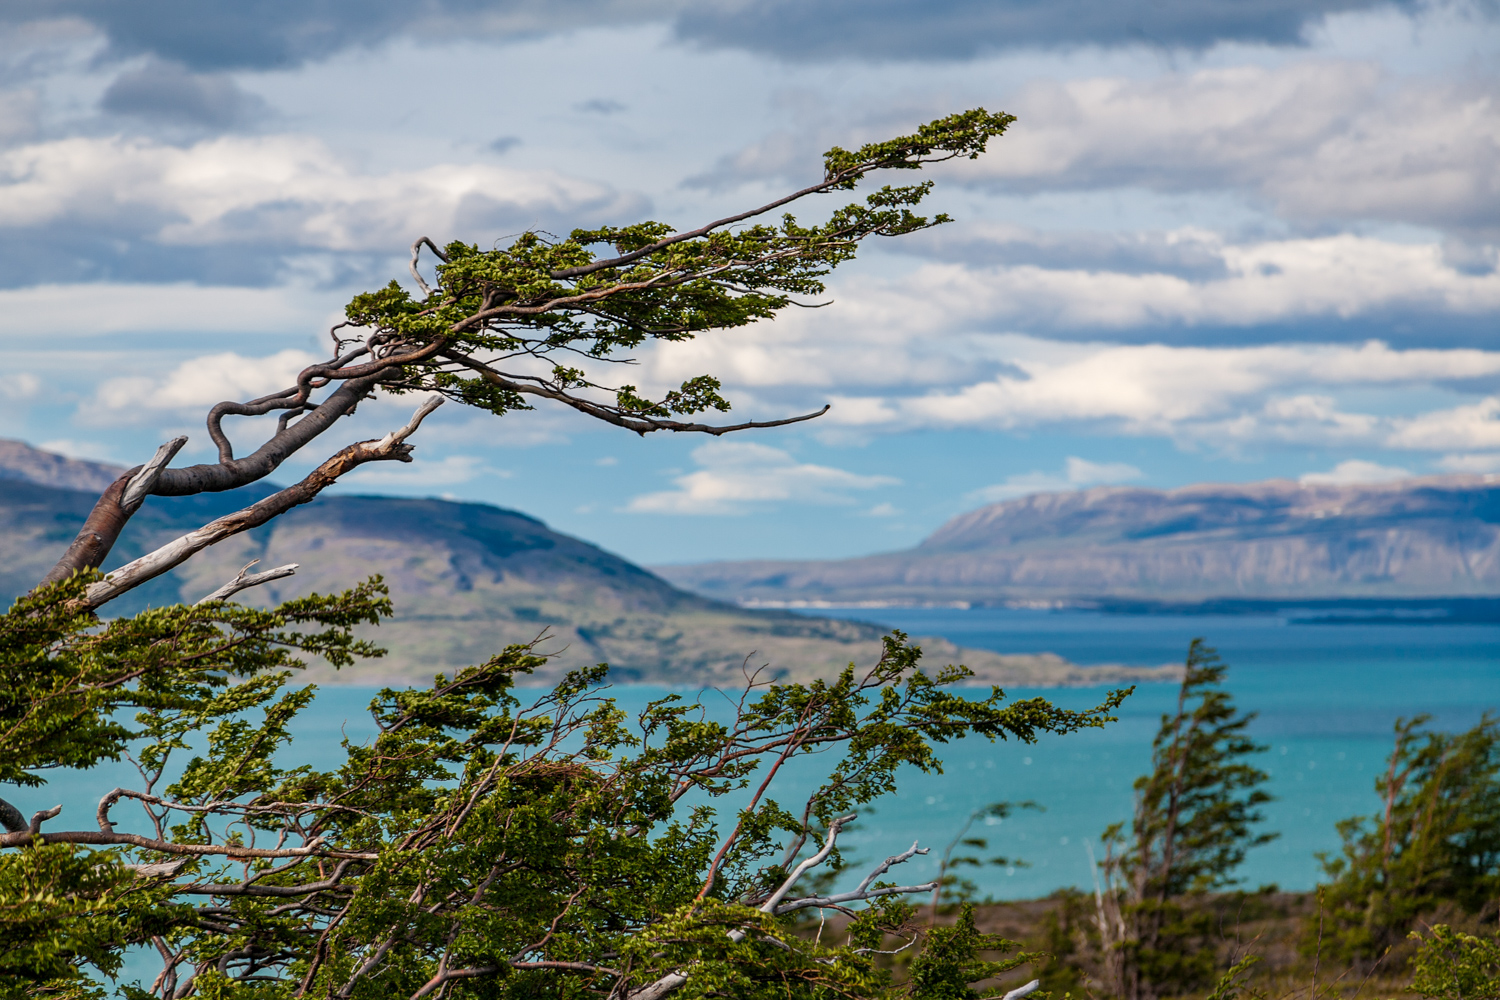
[1409,924,1500,1000]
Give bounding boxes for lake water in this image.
[786,606,1500,900]
[19,608,1499,912]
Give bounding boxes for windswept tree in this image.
[0,111,1143,999]
[34,108,1014,611]
[1310,713,1500,968]
[1093,640,1275,1000]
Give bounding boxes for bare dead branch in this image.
[773,880,939,916]
[628,973,688,1000]
[38,371,387,587]
[409,237,449,297]
[1003,980,1042,1000]
[127,858,191,879]
[195,561,299,605]
[28,804,61,834]
[121,436,189,514]
[759,814,856,914]
[772,839,935,915]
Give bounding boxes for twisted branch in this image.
[195,561,299,605]
[82,396,443,610]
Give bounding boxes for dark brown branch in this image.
[35,473,132,589]
[550,158,888,280]
[450,358,829,437]
[0,826,373,859]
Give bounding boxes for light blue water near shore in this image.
[783,607,1500,900]
[20,609,1500,930]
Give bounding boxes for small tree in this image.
[1310,714,1500,968]
[1093,639,1275,1000]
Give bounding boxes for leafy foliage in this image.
[906,904,1037,1000]
[343,110,1016,431]
[1409,924,1500,1000]
[0,577,1127,999]
[1310,714,1500,966]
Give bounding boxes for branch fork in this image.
[81,396,444,610]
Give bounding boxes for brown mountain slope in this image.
[0,440,1160,686]
[654,475,1500,605]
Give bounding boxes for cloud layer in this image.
[7,0,1419,73]
[626,440,898,514]
[0,134,641,285]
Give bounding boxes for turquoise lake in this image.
[22,607,1500,905]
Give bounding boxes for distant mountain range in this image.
[654,476,1500,609]
[0,440,1157,686]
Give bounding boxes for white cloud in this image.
[644,315,1500,452]
[960,60,1500,234]
[890,236,1500,332]
[0,282,335,337]
[892,341,1500,434]
[343,454,504,486]
[37,438,121,463]
[0,372,38,399]
[0,134,637,251]
[1299,459,1411,485]
[1388,396,1500,451]
[1437,453,1500,474]
[1064,456,1143,485]
[87,349,320,421]
[967,455,1143,503]
[626,440,898,515]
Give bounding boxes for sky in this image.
[0,0,1497,566]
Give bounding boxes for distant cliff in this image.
[654,476,1500,606]
[0,439,1157,685]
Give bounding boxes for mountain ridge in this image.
[0,438,1160,686]
[653,474,1500,606]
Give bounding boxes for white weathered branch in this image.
[628,972,688,1000]
[195,560,299,605]
[759,813,856,914]
[121,436,188,514]
[774,880,940,915]
[127,858,191,879]
[772,837,934,915]
[854,839,930,895]
[1003,980,1041,1000]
